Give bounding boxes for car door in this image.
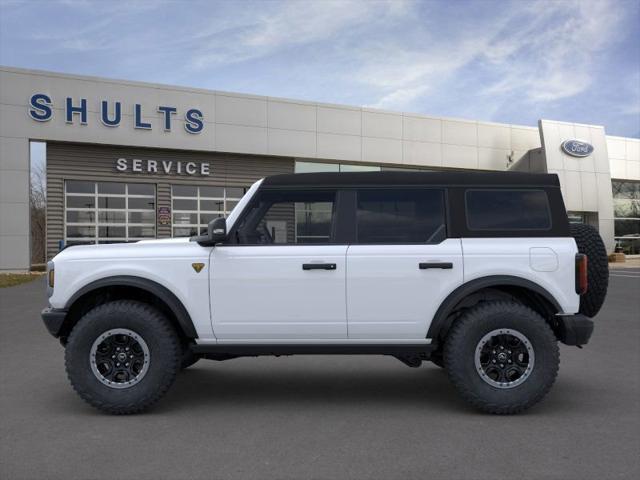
[346,188,463,340]
[210,188,348,340]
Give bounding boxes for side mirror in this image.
[208,217,227,243]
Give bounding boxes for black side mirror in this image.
[208,217,227,243]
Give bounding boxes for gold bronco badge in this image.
[191,262,205,273]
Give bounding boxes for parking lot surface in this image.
[1,275,639,480]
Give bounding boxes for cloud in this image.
[613,71,640,116]
[357,0,626,111]
[482,0,623,102]
[368,85,430,110]
[190,0,409,70]
[360,37,495,109]
[1,0,637,136]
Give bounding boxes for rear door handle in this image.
[419,262,453,270]
[303,263,337,271]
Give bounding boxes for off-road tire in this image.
[570,223,609,317]
[65,300,181,414]
[429,350,444,368]
[444,301,559,414]
[181,345,200,369]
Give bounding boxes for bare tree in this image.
[30,162,47,266]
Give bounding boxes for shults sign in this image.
[28,93,204,134]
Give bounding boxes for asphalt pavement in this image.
[1,275,639,480]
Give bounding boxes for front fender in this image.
[64,275,198,338]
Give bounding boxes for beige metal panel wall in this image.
[46,142,293,259]
[0,69,32,268]
[606,136,640,180]
[0,136,30,270]
[1,66,544,172]
[0,68,216,152]
[538,119,615,252]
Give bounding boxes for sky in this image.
[1,0,639,137]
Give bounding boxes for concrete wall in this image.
[538,119,615,251]
[0,137,29,270]
[0,66,543,171]
[509,148,546,173]
[607,135,640,181]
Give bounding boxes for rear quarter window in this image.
[465,189,552,230]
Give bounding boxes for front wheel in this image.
[443,301,559,414]
[65,300,181,414]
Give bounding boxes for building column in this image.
[0,136,30,271]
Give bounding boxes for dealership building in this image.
[1,66,639,271]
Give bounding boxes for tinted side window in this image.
[466,189,551,230]
[356,189,446,244]
[236,190,336,245]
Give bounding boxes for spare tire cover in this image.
[569,223,609,317]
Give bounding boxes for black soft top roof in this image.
[261,171,560,188]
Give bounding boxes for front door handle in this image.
[302,263,337,271]
[419,262,453,270]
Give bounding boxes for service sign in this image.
[561,139,594,157]
[115,158,210,176]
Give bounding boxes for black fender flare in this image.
[426,275,562,342]
[65,275,198,338]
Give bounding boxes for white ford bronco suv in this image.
[42,171,608,415]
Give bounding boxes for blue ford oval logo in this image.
[561,139,594,157]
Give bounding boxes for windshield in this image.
[225,179,263,231]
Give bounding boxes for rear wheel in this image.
[65,300,181,414]
[444,301,559,414]
[429,350,444,368]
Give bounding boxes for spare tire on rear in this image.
[569,223,609,317]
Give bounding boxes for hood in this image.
[135,237,191,244]
[52,237,198,262]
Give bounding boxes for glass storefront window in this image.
[614,219,640,236]
[128,197,155,210]
[295,161,437,174]
[97,182,125,195]
[612,180,640,254]
[613,199,640,218]
[339,164,381,172]
[64,181,156,245]
[612,180,640,200]
[171,186,247,237]
[295,161,381,173]
[381,166,435,172]
[67,196,95,209]
[295,161,339,173]
[98,197,125,209]
[66,180,95,194]
[567,212,586,224]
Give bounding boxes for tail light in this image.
[47,261,55,297]
[575,254,588,295]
